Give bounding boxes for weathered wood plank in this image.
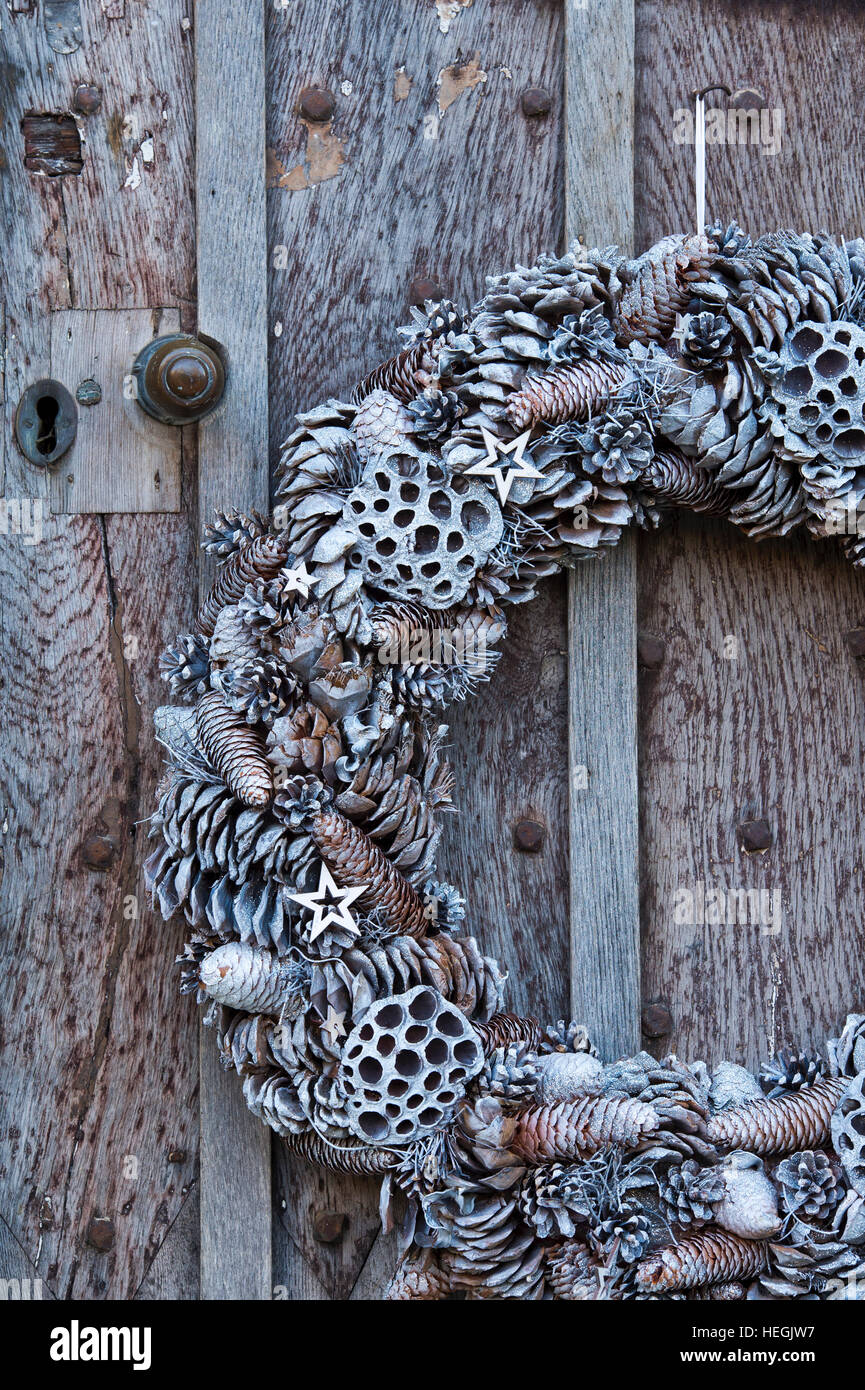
[194,0,273,1301]
[0,0,199,1299]
[266,0,568,1298]
[50,307,182,514]
[134,1185,199,1300]
[565,0,640,1059]
[636,0,865,1066]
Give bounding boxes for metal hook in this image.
[691,84,731,102]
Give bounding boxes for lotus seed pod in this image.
[338,986,484,1144]
[714,1151,782,1240]
[831,1072,865,1196]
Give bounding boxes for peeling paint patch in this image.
[394,66,412,103]
[422,112,439,141]
[267,119,346,192]
[122,130,154,190]
[436,53,487,114]
[432,0,472,35]
[340,80,353,97]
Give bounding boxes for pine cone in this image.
[705,219,751,260]
[475,1043,539,1112]
[589,1206,651,1264]
[281,1127,399,1174]
[513,1095,659,1164]
[540,1020,597,1056]
[387,1250,450,1300]
[636,1229,768,1293]
[615,232,716,345]
[517,1163,589,1239]
[305,803,429,938]
[547,305,623,365]
[659,1159,726,1230]
[197,535,290,637]
[679,311,735,369]
[760,1046,826,1100]
[776,1151,844,1224]
[475,1013,543,1055]
[399,298,466,348]
[424,1190,545,1300]
[202,509,269,558]
[406,388,464,441]
[579,407,654,484]
[706,1076,846,1156]
[544,1239,612,1300]
[215,654,296,727]
[196,940,299,1013]
[266,701,342,785]
[506,358,630,431]
[352,342,432,405]
[339,932,505,1024]
[160,631,210,700]
[194,692,274,808]
[273,399,360,561]
[352,388,416,458]
[638,446,733,517]
[827,1013,865,1078]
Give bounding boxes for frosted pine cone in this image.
[406,388,464,441]
[506,358,630,431]
[474,1043,539,1111]
[160,631,210,700]
[679,311,734,369]
[517,1163,590,1239]
[352,389,416,458]
[827,1013,865,1078]
[540,1020,597,1056]
[399,298,466,349]
[706,1076,846,1155]
[422,1190,545,1300]
[475,1013,543,1055]
[513,1095,659,1163]
[266,702,342,785]
[760,1046,826,1100]
[637,447,733,518]
[194,691,274,808]
[705,219,751,260]
[202,509,269,558]
[387,1250,450,1300]
[615,232,715,345]
[579,408,654,484]
[547,305,622,365]
[659,1159,725,1230]
[776,1151,844,1224]
[352,342,432,405]
[196,534,290,637]
[545,1240,612,1300]
[589,1206,651,1265]
[636,1229,768,1292]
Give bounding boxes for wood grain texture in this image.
[636,0,865,1067]
[50,307,182,513]
[194,0,273,1301]
[566,0,639,1059]
[0,0,199,1299]
[133,1184,199,1300]
[266,0,567,1297]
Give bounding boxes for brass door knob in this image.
[132,334,225,425]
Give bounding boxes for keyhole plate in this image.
[15,378,78,466]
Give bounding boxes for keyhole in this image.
[35,393,59,456]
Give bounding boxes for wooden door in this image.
[1,0,863,1302]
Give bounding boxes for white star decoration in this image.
[322,1006,347,1046]
[463,427,544,504]
[287,861,365,942]
[281,561,313,598]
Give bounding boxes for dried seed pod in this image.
[353,342,432,404]
[195,691,273,808]
[196,535,289,637]
[506,357,630,431]
[282,1128,399,1174]
[512,1095,659,1163]
[636,1229,769,1293]
[475,1013,543,1054]
[706,1076,846,1156]
[714,1152,782,1239]
[831,1072,865,1196]
[197,941,297,1014]
[338,986,484,1144]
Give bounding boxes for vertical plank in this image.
[0,0,199,1301]
[636,0,865,1069]
[564,0,640,1058]
[194,0,272,1301]
[266,0,568,1297]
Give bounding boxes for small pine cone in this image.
[353,388,415,457]
[475,1043,539,1111]
[160,631,210,700]
[639,447,733,517]
[686,1281,746,1301]
[512,1095,659,1163]
[195,691,273,808]
[266,701,342,785]
[475,1013,543,1055]
[282,1128,399,1174]
[506,358,630,431]
[369,598,439,647]
[589,1206,651,1264]
[545,1240,610,1300]
[387,1251,450,1301]
[197,535,289,637]
[197,941,297,1013]
[775,1150,844,1223]
[679,311,734,369]
[406,388,464,441]
[760,1046,825,1099]
[352,342,432,405]
[706,1076,846,1156]
[517,1162,587,1239]
[636,1229,768,1293]
[202,509,269,557]
[309,805,429,937]
[615,233,715,345]
[579,407,654,485]
[659,1159,726,1230]
[209,603,262,670]
[540,1020,597,1056]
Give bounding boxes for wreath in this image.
[147,224,865,1300]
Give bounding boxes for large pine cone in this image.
[707,1076,846,1155]
[512,1095,658,1163]
[636,1229,768,1293]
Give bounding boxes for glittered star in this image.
[287,862,365,942]
[281,561,313,598]
[463,427,544,504]
[322,1006,347,1046]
